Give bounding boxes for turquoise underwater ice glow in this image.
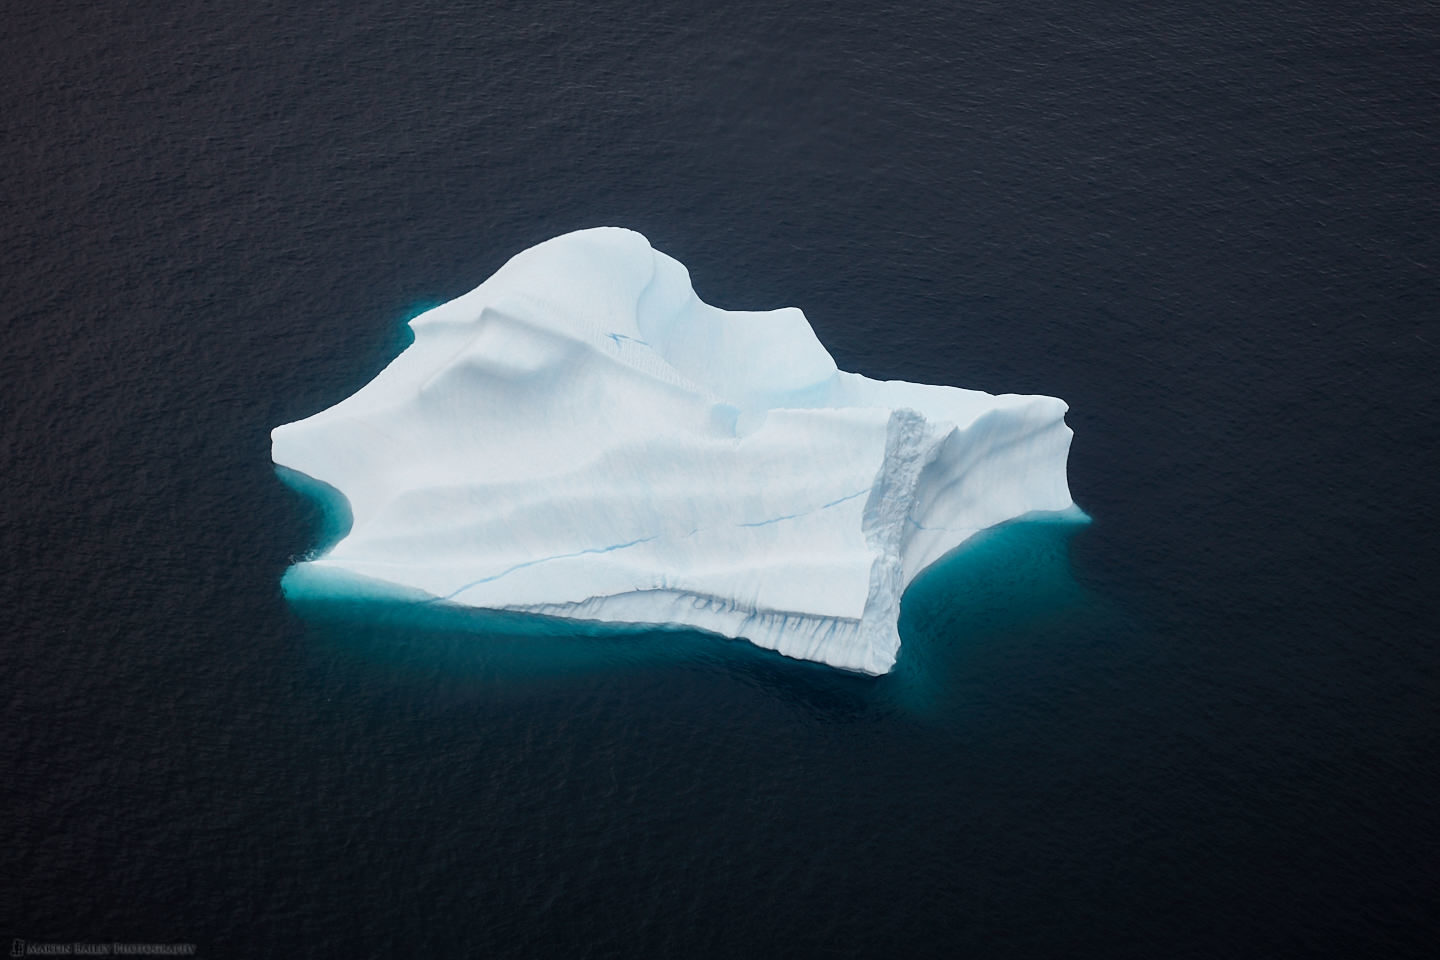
[282,502,1093,703]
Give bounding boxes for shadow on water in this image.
[276,467,1095,715]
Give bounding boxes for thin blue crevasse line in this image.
[444,535,658,601]
[443,489,867,600]
[606,332,649,346]
[736,488,868,527]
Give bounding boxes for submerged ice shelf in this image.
[272,228,1076,675]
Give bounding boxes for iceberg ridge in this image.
[272,227,1075,675]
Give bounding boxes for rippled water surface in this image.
[4,1,1437,955]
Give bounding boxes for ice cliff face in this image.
[272,228,1075,675]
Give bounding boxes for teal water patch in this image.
[401,301,443,330]
[287,579,758,691]
[274,465,353,559]
[888,509,1096,714]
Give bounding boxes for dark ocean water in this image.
[4,1,1438,956]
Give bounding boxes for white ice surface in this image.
[272,228,1075,674]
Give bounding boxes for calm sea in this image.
[4,0,1437,956]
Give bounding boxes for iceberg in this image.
[272,228,1076,675]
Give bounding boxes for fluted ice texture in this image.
[272,228,1075,674]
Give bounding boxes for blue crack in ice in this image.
[737,488,868,528]
[605,332,648,347]
[444,535,658,600]
[441,490,871,602]
[442,490,868,601]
